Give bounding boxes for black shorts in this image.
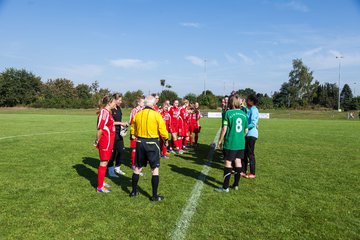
[135,138,161,169]
[223,149,245,162]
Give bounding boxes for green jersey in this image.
[223,109,248,150]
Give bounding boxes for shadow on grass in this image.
[73,157,151,198]
[169,164,222,188]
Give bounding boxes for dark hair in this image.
[224,95,229,98]
[228,94,241,109]
[151,93,159,97]
[247,94,258,105]
[112,93,122,100]
[96,95,114,114]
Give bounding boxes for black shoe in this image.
[150,195,164,202]
[129,191,139,198]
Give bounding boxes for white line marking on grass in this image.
[0,130,94,141]
[172,128,221,240]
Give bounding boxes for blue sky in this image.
[1,0,360,96]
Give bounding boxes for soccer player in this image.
[191,102,202,146]
[216,94,248,192]
[168,99,183,154]
[108,94,128,177]
[129,97,145,169]
[95,95,117,193]
[130,96,169,201]
[151,93,160,111]
[179,100,190,149]
[160,102,172,158]
[242,94,259,179]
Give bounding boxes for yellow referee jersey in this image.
[130,107,169,139]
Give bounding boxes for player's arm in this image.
[157,114,169,140]
[217,125,227,149]
[248,109,259,130]
[114,121,128,127]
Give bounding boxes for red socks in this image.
[183,138,188,147]
[161,144,167,156]
[131,149,136,167]
[189,135,193,145]
[195,134,199,144]
[97,165,107,189]
[177,138,182,150]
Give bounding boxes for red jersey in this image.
[161,110,172,132]
[130,106,142,124]
[97,108,115,151]
[153,105,159,112]
[190,111,201,127]
[169,106,181,124]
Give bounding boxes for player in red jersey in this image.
[129,97,145,168]
[151,93,160,112]
[179,100,190,149]
[95,95,117,193]
[189,102,202,147]
[168,99,183,154]
[160,102,172,158]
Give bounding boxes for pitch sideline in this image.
[171,128,221,240]
[0,130,94,141]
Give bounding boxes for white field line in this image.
[0,130,94,141]
[172,128,221,240]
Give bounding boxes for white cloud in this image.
[185,56,218,67]
[303,47,323,56]
[110,58,157,69]
[180,22,201,28]
[224,53,237,64]
[237,52,255,65]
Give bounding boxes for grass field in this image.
[0,109,359,239]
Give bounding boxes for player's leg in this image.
[107,142,118,178]
[242,137,250,176]
[148,140,164,201]
[130,140,144,197]
[114,138,126,175]
[215,150,233,193]
[130,139,136,169]
[97,159,110,192]
[247,137,257,178]
[232,150,244,189]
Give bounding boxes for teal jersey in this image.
[223,109,248,150]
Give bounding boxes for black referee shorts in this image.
[135,138,161,169]
[223,149,245,162]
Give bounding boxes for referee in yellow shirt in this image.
[130,95,169,201]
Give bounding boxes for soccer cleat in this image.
[108,167,119,178]
[115,167,126,176]
[129,191,139,198]
[176,149,184,155]
[247,174,256,179]
[103,182,111,188]
[161,155,170,159]
[169,149,176,154]
[231,185,239,191]
[214,187,229,193]
[240,172,248,178]
[150,195,165,202]
[96,187,111,193]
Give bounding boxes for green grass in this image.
[0,109,359,239]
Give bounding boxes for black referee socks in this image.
[152,175,159,197]
[223,167,232,189]
[132,173,140,193]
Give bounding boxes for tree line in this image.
[0,59,359,110]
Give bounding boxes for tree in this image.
[341,84,354,111]
[197,90,219,109]
[183,93,197,103]
[159,90,178,104]
[0,68,42,107]
[75,84,93,108]
[40,78,77,108]
[237,88,256,98]
[257,93,273,109]
[287,59,318,107]
[312,83,338,109]
[123,90,144,108]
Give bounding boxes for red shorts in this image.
[170,123,179,134]
[97,135,114,161]
[130,139,137,148]
[99,149,113,161]
[179,123,188,137]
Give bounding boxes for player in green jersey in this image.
[216,94,248,192]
